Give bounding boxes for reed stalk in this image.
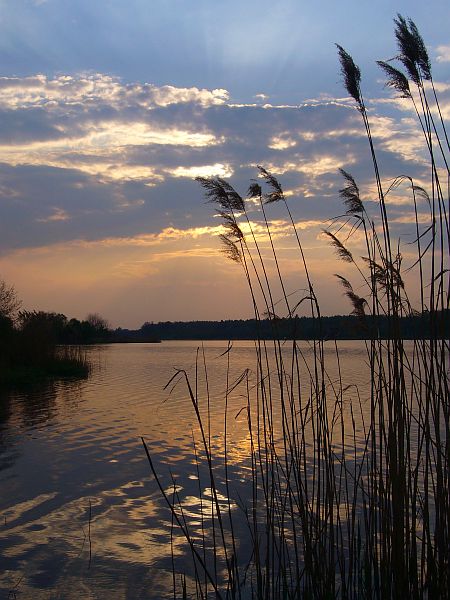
[144,15,449,598]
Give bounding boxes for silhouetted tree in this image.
[86,313,110,333]
[17,311,67,365]
[0,279,21,320]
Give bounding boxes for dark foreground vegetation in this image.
[0,311,91,385]
[145,16,450,599]
[0,284,162,383]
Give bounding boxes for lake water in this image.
[0,340,393,598]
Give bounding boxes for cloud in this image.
[268,135,297,150]
[265,154,356,178]
[168,163,233,179]
[436,45,450,63]
[37,207,70,223]
[0,75,229,111]
[0,72,444,296]
[0,120,221,169]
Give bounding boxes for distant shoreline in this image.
[116,311,449,342]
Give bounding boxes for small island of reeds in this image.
[0,310,91,385]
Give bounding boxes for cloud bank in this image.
[0,72,446,324]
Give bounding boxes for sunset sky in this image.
[0,0,448,327]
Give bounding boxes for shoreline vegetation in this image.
[137,312,449,341]
[2,310,446,385]
[0,311,93,386]
[0,345,90,386]
[3,311,446,386]
[144,15,450,599]
[0,310,107,386]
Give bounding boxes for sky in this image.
[0,0,448,327]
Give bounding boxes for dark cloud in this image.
[0,108,67,143]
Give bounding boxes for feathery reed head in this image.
[334,273,353,292]
[412,185,431,207]
[196,176,245,212]
[346,291,367,318]
[362,257,405,292]
[257,165,285,203]
[336,44,362,107]
[196,176,229,207]
[394,14,431,84]
[408,18,431,80]
[219,234,242,263]
[247,181,262,199]
[324,230,353,262]
[219,179,246,212]
[377,61,412,98]
[218,210,244,240]
[339,169,364,215]
[335,274,366,318]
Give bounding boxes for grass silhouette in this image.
[144,15,449,599]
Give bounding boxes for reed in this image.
[0,310,92,384]
[0,336,90,384]
[144,15,449,598]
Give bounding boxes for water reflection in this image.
[0,341,375,598]
[0,377,87,429]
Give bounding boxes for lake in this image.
[0,340,409,598]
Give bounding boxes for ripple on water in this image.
[0,341,379,598]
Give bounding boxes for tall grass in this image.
[144,16,449,598]
[0,330,90,384]
[0,311,91,384]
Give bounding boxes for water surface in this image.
[0,340,371,599]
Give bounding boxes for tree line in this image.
[140,311,449,341]
[1,280,448,350]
